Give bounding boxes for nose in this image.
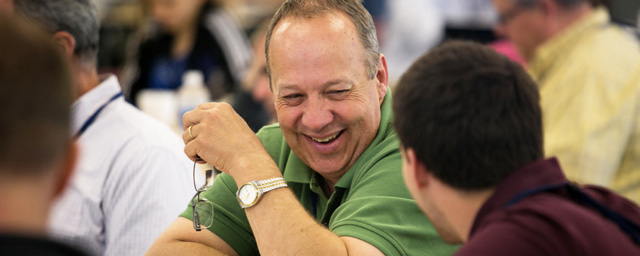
[301,96,333,131]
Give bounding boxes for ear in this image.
[404,148,431,190]
[53,141,78,198]
[375,54,389,105]
[52,31,76,60]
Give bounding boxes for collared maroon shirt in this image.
[456,158,640,255]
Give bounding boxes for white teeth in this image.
[311,133,339,143]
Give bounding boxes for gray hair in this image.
[265,0,379,85]
[14,0,100,68]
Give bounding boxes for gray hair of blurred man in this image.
[0,14,73,173]
[14,0,99,70]
[514,0,588,8]
[265,0,379,86]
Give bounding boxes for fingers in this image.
[182,102,220,131]
[182,124,197,144]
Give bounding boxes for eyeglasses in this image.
[192,158,214,231]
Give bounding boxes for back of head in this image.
[394,41,543,191]
[265,0,379,81]
[13,0,100,68]
[0,14,73,174]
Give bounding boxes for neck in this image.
[433,182,494,242]
[172,18,198,58]
[73,62,100,99]
[550,4,593,37]
[0,175,56,236]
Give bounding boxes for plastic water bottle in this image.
[178,70,211,130]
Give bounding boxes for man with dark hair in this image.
[148,0,458,255]
[0,14,85,256]
[492,0,640,203]
[395,40,640,255]
[13,0,193,255]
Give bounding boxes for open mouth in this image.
[309,130,344,144]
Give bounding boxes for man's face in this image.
[401,149,461,244]
[493,0,547,61]
[269,13,386,184]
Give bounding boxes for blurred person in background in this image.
[243,19,276,123]
[123,0,268,131]
[395,40,640,256]
[493,0,640,203]
[14,0,194,255]
[0,14,85,256]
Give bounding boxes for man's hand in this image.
[182,102,279,183]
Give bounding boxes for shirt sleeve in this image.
[328,149,459,255]
[102,146,193,256]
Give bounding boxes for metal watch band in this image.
[257,178,287,193]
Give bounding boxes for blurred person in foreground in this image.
[493,0,640,202]
[14,0,193,255]
[0,14,85,256]
[147,0,458,255]
[395,40,640,255]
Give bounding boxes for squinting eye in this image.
[283,94,302,100]
[331,90,349,94]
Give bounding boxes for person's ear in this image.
[52,31,76,60]
[404,148,431,190]
[53,141,78,198]
[375,54,389,105]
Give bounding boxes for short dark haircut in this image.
[14,0,100,68]
[394,41,543,190]
[0,15,73,174]
[265,0,379,85]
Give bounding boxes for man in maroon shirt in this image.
[393,40,640,255]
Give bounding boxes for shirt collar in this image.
[283,90,395,189]
[529,7,610,81]
[470,158,567,235]
[71,75,122,136]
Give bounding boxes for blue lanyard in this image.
[75,92,123,138]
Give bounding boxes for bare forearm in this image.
[145,218,239,256]
[244,188,349,255]
[145,241,229,256]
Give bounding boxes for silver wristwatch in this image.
[236,177,288,208]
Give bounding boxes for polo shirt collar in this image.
[71,75,122,136]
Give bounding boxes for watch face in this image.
[238,183,260,206]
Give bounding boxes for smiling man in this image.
[146,0,458,255]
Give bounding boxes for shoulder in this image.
[95,100,189,166]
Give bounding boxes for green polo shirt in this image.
[180,92,459,255]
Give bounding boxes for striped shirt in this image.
[47,75,194,255]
